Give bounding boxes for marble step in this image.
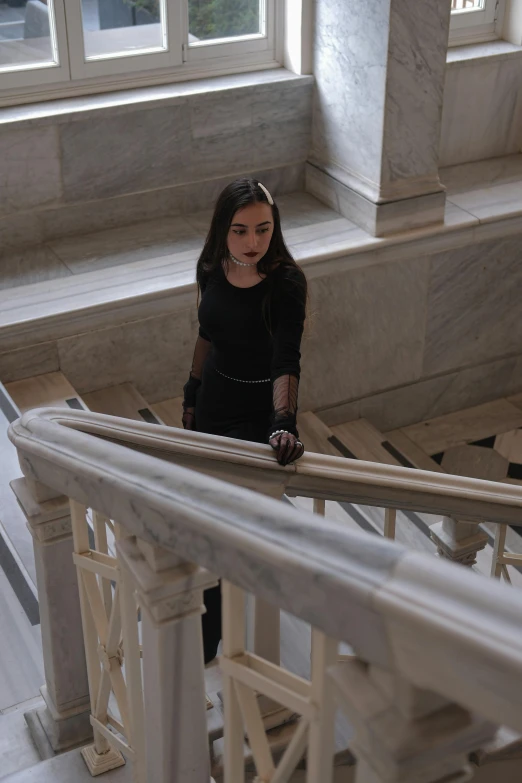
[148,396,183,428]
[82,383,164,424]
[4,372,87,414]
[383,428,445,473]
[0,747,132,783]
[396,399,522,458]
[296,411,343,457]
[331,418,402,465]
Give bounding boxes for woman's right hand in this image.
[182,408,196,430]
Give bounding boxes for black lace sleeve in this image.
[183,331,211,412]
[268,267,306,440]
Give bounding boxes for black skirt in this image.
[195,358,272,445]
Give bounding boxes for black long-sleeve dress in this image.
[184,261,306,443]
[183,260,307,663]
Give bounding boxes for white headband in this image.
[258,182,274,205]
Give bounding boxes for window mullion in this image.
[166,0,184,66]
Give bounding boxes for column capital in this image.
[11,477,71,542]
[117,537,218,625]
[430,518,489,568]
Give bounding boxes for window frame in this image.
[0,0,71,90]
[448,0,507,46]
[64,0,182,80]
[0,0,280,106]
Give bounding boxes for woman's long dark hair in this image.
[196,179,307,330]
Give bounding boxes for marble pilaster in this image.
[310,0,452,236]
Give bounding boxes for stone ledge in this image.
[0,178,521,353]
[447,40,522,67]
[0,69,312,131]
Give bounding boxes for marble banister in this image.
[12,407,522,526]
[8,407,522,781]
[8,410,522,711]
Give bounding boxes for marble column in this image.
[11,478,92,752]
[309,0,452,236]
[331,660,496,783]
[117,537,217,783]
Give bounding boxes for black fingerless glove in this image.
[183,374,201,411]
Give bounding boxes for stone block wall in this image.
[0,71,313,251]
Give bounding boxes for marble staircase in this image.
[2,370,522,780]
[1,163,522,778]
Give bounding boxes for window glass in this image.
[189,0,263,44]
[0,0,58,71]
[81,0,166,60]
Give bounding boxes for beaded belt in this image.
[216,368,270,384]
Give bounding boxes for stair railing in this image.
[8,407,522,783]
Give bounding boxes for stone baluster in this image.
[430,517,489,568]
[331,659,497,783]
[10,477,92,752]
[117,536,217,783]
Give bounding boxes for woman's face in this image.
[227,202,274,264]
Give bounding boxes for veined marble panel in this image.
[191,116,311,181]
[441,154,522,195]
[0,247,71,290]
[252,80,313,126]
[382,0,450,192]
[317,354,522,432]
[0,212,44,252]
[440,57,522,167]
[424,236,522,375]
[299,255,429,411]
[306,163,445,237]
[189,89,253,140]
[189,80,312,141]
[57,309,195,403]
[0,126,61,217]
[0,341,59,384]
[312,0,387,187]
[447,182,522,223]
[60,103,192,202]
[180,162,305,215]
[50,217,204,275]
[35,164,304,246]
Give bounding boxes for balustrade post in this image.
[10,477,92,752]
[117,536,217,783]
[430,517,489,568]
[331,659,496,783]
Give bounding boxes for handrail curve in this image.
[8,407,522,734]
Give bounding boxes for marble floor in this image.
[0,193,342,291]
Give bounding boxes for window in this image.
[0,0,277,98]
[449,0,507,45]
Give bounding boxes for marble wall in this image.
[0,71,313,249]
[2,230,519,431]
[304,232,522,427]
[440,54,522,167]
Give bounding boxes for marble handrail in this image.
[8,406,522,735]
[10,406,522,525]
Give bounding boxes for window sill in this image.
[446,39,522,67]
[0,68,312,131]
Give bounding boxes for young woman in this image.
[182,178,307,663]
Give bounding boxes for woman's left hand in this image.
[269,432,305,466]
